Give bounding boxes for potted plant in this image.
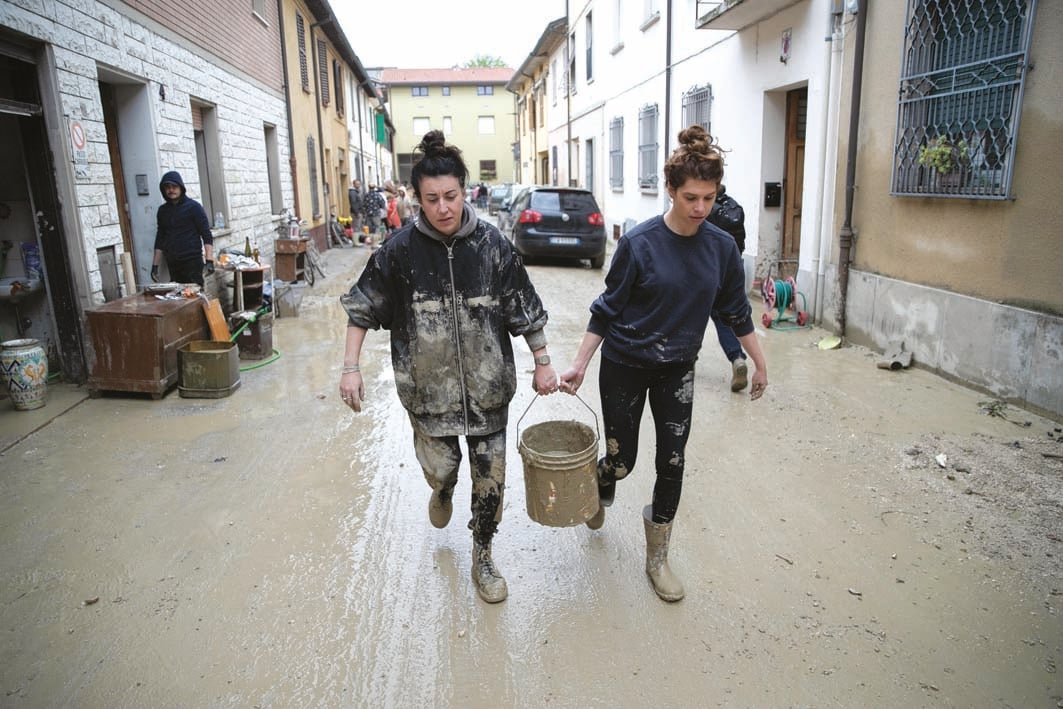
[918,135,970,176]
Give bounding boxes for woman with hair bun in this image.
[338,130,558,604]
[560,125,768,602]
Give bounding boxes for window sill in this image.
[640,12,661,32]
[610,42,624,56]
[252,11,268,28]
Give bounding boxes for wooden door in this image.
[781,88,807,280]
[100,83,135,263]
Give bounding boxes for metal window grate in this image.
[681,85,713,134]
[609,117,624,188]
[891,0,1036,199]
[638,104,659,189]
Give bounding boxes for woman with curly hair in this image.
[560,125,768,602]
[338,131,559,604]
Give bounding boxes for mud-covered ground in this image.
[0,234,1060,707]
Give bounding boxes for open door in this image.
[780,87,807,281]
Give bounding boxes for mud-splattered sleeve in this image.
[339,250,394,330]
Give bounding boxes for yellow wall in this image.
[846,2,1063,313]
[389,82,515,186]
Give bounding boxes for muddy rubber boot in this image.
[597,459,618,507]
[731,358,749,392]
[471,540,508,603]
[642,505,684,602]
[428,488,454,529]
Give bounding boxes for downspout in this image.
[837,1,868,337]
[663,0,673,199]
[812,11,844,323]
[565,0,572,186]
[276,0,299,212]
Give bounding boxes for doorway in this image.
[780,87,807,281]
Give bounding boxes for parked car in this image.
[487,183,514,215]
[506,186,607,269]
[496,184,530,233]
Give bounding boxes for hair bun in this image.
[677,125,714,154]
[418,130,448,157]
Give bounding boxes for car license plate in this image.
[549,237,579,245]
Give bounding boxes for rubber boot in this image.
[642,505,684,602]
[585,503,605,530]
[428,488,453,529]
[471,539,508,603]
[597,459,618,507]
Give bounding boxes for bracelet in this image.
[342,364,360,374]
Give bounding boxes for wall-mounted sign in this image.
[69,118,89,178]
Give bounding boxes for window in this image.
[443,116,453,135]
[551,145,558,185]
[478,116,495,135]
[264,123,282,214]
[333,60,344,116]
[252,0,266,19]
[609,116,624,189]
[307,136,319,216]
[477,85,494,96]
[413,117,431,136]
[411,86,428,97]
[586,12,594,81]
[638,104,659,190]
[568,32,577,94]
[682,85,712,133]
[296,12,309,92]
[442,86,451,96]
[479,160,497,181]
[551,61,557,105]
[891,0,1035,199]
[317,39,329,106]
[585,137,595,192]
[190,100,227,222]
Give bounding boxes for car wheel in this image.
[590,252,606,269]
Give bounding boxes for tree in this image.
[463,54,507,68]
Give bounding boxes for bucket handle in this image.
[516,392,600,447]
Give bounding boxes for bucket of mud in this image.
[517,394,600,527]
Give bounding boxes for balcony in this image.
[695,0,805,31]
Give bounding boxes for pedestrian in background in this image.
[559,125,768,603]
[705,184,749,392]
[348,179,364,241]
[338,130,559,604]
[363,183,385,241]
[151,170,214,287]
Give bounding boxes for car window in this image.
[529,191,597,212]
[491,186,508,198]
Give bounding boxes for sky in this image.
[332,1,567,70]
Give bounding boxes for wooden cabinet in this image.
[228,265,271,311]
[86,294,208,398]
[274,238,307,282]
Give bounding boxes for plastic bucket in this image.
[517,395,600,527]
[0,338,48,410]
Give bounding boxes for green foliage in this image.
[918,135,970,174]
[463,54,507,68]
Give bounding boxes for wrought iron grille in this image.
[891,0,1037,199]
[609,117,624,189]
[682,85,713,134]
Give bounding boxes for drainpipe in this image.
[812,10,844,323]
[836,0,868,337]
[663,0,673,197]
[565,0,572,187]
[276,0,299,212]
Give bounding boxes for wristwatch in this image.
[534,354,551,366]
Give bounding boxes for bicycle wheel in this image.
[303,248,317,286]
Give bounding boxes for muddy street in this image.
[1,236,1060,707]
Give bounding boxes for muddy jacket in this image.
[341,203,549,437]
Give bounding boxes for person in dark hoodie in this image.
[151,171,214,286]
[338,130,558,604]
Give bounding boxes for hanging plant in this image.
[918,136,970,174]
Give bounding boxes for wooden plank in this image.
[201,296,230,342]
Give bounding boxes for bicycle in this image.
[304,237,325,286]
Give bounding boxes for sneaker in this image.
[731,358,749,392]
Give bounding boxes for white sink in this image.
[0,277,43,303]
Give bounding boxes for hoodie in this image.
[154,170,213,260]
[341,202,549,436]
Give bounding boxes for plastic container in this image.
[178,340,240,398]
[276,282,305,318]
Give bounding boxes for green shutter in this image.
[375,113,386,144]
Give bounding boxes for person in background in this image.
[396,186,412,226]
[338,130,558,604]
[384,182,402,236]
[705,184,749,392]
[348,179,365,242]
[363,183,385,241]
[559,125,768,603]
[151,170,213,287]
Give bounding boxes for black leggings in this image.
[598,357,695,524]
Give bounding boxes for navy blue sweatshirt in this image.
[154,171,213,260]
[588,215,753,368]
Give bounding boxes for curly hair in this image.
[410,130,469,198]
[663,125,725,190]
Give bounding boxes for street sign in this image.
[69,118,89,178]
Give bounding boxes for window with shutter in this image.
[318,39,329,107]
[296,13,309,93]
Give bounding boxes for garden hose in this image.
[228,305,282,371]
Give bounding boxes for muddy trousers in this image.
[412,426,507,543]
[598,357,695,524]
